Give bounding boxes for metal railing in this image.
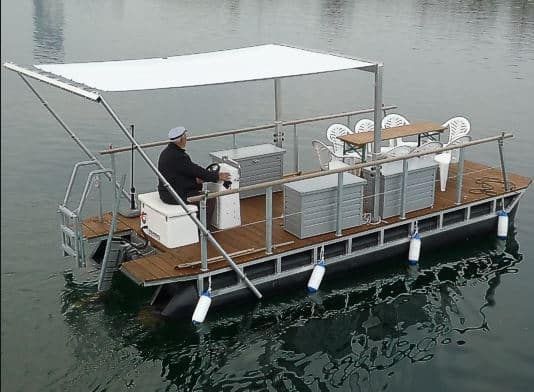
[99,104,398,171]
[59,160,114,267]
[188,132,514,262]
[190,133,513,202]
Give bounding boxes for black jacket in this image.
[157,143,219,204]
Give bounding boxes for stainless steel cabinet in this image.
[362,157,437,218]
[283,173,366,239]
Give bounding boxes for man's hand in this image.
[195,177,204,184]
[218,172,231,181]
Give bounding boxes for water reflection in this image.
[58,228,522,390]
[33,0,64,63]
[320,0,354,41]
[416,0,534,50]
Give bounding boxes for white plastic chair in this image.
[312,140,351,171]
[381,114,417,149]
[411,141,443,155]
[434,135,472,191]
[326,123,352,156]
[326,123,361,162]
[442,116,470,145]
[354,119,374,155]
[384,145,412,158]
[354,118,393,155]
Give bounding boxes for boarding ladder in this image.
[58,160,113,267]
[58,159,128,292]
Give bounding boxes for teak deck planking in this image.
[79,161,531,285]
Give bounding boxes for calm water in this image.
[2,0,534,391]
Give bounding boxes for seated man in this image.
[158,126,230,225]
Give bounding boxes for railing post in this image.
[266,186,273,254]
[336,172,344,236]
[232,133,237,149]
[455,147,465,205]
[274,121,283,148]
[371,64,384,223]
[293,124,299,173]
[274,78,283,147]
[98,174,104,222]
[400,158,408,219]
[200,183,208,272]
[346,115,351,128]
[498,132,510,192]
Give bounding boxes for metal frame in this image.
[4,62,100,101]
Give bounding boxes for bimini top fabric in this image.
[35,44,376,92]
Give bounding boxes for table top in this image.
[338,121,446,147]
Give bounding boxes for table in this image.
[338,121,447,160]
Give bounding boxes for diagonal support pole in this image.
[18,74,131,202]
[99,96,262,299]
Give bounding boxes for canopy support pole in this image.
[372,64,384,223]
[18,74,131,202]
[98,96,263,300]
[274,78,283,148]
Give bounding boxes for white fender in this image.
[192,290,212,324]
[408,232,421,265]
[307,261,326,293]
[497,210,508,239]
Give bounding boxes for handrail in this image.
[188,132,514,202]
[283,106,393,126]
[98,105,398,155]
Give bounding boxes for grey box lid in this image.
[210,144,286,160]
[285,172,366,193]
[365,156,438,176]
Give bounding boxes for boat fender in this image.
[307,260,326,293]
[497,210,508,239]
[408,231,421,265]
[192,290,212,324]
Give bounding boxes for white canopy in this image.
[34,44,375,92]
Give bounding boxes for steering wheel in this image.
[205,163,220,173]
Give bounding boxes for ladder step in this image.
[61,244,77,257]
[61,225,76,239]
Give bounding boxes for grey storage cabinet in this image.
[362,157,437,218]
[210,144,286,198]
[283,173,367,239]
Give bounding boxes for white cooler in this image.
[138,192,199,248]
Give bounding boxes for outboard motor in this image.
[206,162,241,229]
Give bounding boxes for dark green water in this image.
[2,0,533,391]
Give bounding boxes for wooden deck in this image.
[80,161,531,285]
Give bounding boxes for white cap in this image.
[168,126,187,140]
